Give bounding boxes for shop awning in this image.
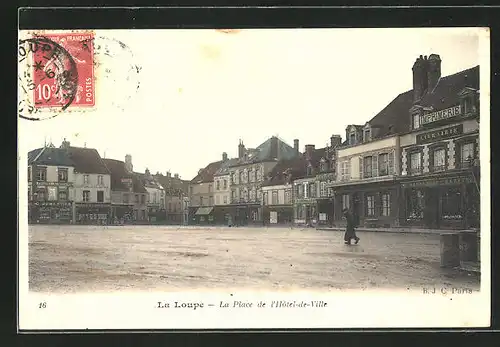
[195,207,214,215]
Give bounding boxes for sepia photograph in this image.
[18,25,490,330]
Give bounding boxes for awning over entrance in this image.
[195,207,214,215]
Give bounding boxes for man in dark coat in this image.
[343,208,360,245]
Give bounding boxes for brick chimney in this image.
[60,138,71,149]
[412,55,429,103]
[270,136,279,159]
[238,140,245,159]
[222,152,228,161]
[174,173,179,179]
[304,144,315,160]
[293,139,299,153]
[125,154,133,173]
[427,54,441,93]
[330,135,342,148]
[166,171,171,178]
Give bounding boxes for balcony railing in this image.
[431,165,447,173]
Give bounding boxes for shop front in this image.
[262,205,293,225]
[193,206,215,225]
[224,203,261,226]
[29,201,73,224]
[331,181,401,228]
[316,197,334,227]
[75,203,112,224]
[293,199,317,226]
[400,172,479,230]
[111,204,134,224]
[213,206,233,226]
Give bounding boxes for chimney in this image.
[330,135,342,148]
[174,173,179,179]
[166,171,171,178]
[145,168,151,177]
[238,139,245,159]
[304,144,315,160]
[270,136,279,159]
[412,55,429,103]
[222,152,228,161]
[60,138,71,149]
[125,154,133,173]
[427,54,441,93]
[293,139,299,153]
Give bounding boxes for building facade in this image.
[398,56,480,229]
[102,158,148,223]
[155,172,188,225]
[213,153,238,225]
[226,136,299,225]
[188,160,223,224]
[28,144,75,224]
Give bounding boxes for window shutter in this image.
[388,151,394,175]
[372,155,378,177]
[359,157,364,179]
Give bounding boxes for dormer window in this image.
[413,114,420,130]
[364,129,371,142]
[349,132,356,145]
[306,164,313,176]
[320,159,328,172]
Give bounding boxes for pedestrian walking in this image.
[343,208,360,245]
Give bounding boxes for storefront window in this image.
[432,148,446,172]
[381,193,390,216]
[407,189,424,219]
[342,194,350,210]
[58,189,68,201]
[48,187,57,201]
[442,188,462,219]
[366,195,375,216]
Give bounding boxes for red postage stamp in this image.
[31,32,95,108]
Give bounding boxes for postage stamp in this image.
[18,31,95,120]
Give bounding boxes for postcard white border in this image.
[18,27,491,330]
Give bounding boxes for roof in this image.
[27,147,74,167]
[102,158,147,193]
[135,172,164,190]
[367,65,479,139]
[214,158,239,176]
[231,136,299,167]
[262,147,327,186]
[154,174,188,196]
[190,160,224,184]
[66,146,110,175]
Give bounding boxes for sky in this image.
[18,28,482,180]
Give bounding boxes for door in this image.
[352,193,361,227]
[425,188,440,229]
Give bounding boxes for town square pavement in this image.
[27,225,480,293]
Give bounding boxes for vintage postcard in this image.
[18,27,491,330]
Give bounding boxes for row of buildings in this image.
[27,140,190,225]
[188,54,481,230]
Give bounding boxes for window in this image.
[309,182,316,198]
[231,190,236,202]
[413,114,420,130]
[349,132,356,145]
[36,188,46,201]
[320,182,327,197]
[168,202,172,211]
[320,160,328,172]
[284,189,291,204]
[364,129,371,142]
[409,152,422,175]
[239,171,244,184]
[58,168,68,182]
[257,189,262,201]
[272,191,278,205]
[58,189,68,201]
[209,196,214,206]
[223,195,228,204]
[48,187,57,201]
[83,175,89,184]
[432,148,446,172]
[460,142,475,168]
[28,167,31,181]
[263,191,268,205]
[97,190,104,202]
[200,196,203,206]
[250,189,256,202]
[378,153,389,176]
[364,156,373,178]
[208,184,213,193]
[229,173,234,185]
[407,189,425,219]
[83,190,90,202]
[98,175,104,185]
[256,169,262,181]
[442,188,462,219]
[223,179,227,189]
[306,165,312,176]
[160,198,164,207]
[37,168,47,181]
[342,194,350,210]
[123,193,129,203]
[340,161,350,181]
[366,195,375,216]
[381,193,391,216]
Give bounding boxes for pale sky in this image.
[19,28,481,180]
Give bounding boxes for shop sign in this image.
[416,124,463,145]
[402,175,472,188]
[421,105,461,125]
[36,201,72,208]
